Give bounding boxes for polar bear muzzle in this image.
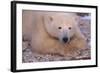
[62,37,68,43]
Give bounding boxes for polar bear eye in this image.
[58,27,62,29]
[68,27,71,30]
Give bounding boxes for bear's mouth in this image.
[70,36,75,41]
[49,34,75,44]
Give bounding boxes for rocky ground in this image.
[22,15,91,63]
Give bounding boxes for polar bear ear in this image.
[43,15,53,24]
[73,14,80,26]
[74,15,80,22]
[49,16,53,21]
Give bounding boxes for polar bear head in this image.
[43,12,79,43]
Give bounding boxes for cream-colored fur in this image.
[23,11,87,57]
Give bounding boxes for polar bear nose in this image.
[62,37,68,43]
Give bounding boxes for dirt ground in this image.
[22,15,91,63]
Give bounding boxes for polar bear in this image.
[23,11,87,57]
